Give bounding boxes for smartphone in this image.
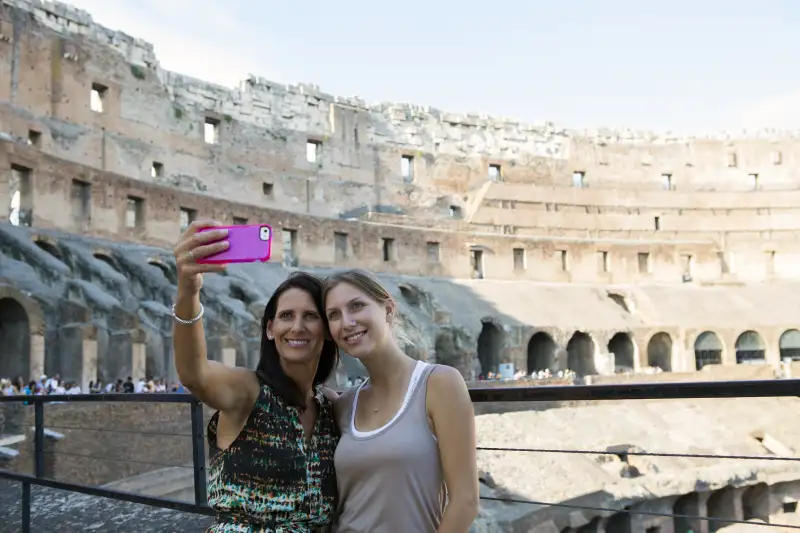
[196,224,273,264]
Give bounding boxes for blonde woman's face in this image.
[325,282,391,359]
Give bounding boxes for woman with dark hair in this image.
[172,220,340,533]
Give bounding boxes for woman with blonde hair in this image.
[323,269,479,533]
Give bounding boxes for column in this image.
[29,333,45,380]
[131,329,146,380]
[81,326,98,393]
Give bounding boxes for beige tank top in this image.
[333,361,445,533]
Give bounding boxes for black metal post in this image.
[21,482,30,533]
[34,401,44,478]
[190,399,207,506]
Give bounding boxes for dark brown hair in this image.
[256,271,339,410]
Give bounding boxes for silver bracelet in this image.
[172,303,204,325]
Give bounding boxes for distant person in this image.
[323,269,478,533]
[172,220,340,532]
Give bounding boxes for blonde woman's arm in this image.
[427,366,480,533]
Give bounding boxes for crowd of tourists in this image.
[0,375,186,395]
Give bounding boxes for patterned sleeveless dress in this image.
[206,381,339,532]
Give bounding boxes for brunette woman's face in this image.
[267,288,325,365]
[325,282,391,359]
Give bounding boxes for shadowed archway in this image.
[0,298,31,380]
[608,332,634,372]
[694,331,722,370]
[527,332,557,373]
[780,329,800,362]
[647,332,672,371]
[567,332,596,376]
[477,321,504,375]
[735,330,765,365]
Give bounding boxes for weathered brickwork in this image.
[1,0,800,403]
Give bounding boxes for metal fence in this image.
[0,378,799,532]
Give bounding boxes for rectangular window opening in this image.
[179,207,196,232]
[513,248,526,271]
[401,155,414,181]
[70,179,91,223]
[204,117,220,144]
[28,130,41,147]
[449,205,462,218]
[307,140,321,163]
[262,182,274,197]
[471,249,484,279]
[334,232,348,262]
[232,216,248,226]
[382,238,395,262]
[282,229,298,267]
[90,83,107,113]
[638,252,651,274]
[151,161,163,179]
[8,164,33,227]
[572,171,585,188]
[126,196,144,229]
[661,173,672,190]
[598,251,610,273]
[488,164,502,182]
[557,249,568,271]
[654,216,660,231]
[748,173,759,190]
[426,241,440,263]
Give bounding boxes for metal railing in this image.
[0,378,798,532]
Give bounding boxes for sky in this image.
[62,0,800,133]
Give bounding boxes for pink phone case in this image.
[196,224,273,264]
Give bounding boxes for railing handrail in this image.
[0,377,797,404]
[2,378,799,532]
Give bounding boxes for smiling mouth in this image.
[344,331,366,343]
[286,339,310,347]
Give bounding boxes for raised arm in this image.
[428,365,479,533]
[172,220,259,413]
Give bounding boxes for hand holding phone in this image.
[196,224,273,264]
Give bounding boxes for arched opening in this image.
[527,332,556,374]
[0,298,30,380]
[567,331,596,376]
[606,511,631,533]
[694,331,722,370]
[147,260,176,284]
[707,487,737,533]
[477,321,504,375]
[647,332,673,371]
[398,284,421,307]
[673,492,703,533]
[34,239,64,262]
[229,285,252,305]
[742,482,770,522]
[93,253,118,272]
[779,329,800,362]
[607,332,634,372]
[735,330,765,365]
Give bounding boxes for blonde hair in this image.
[323,269,414,347]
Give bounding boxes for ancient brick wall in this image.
[0,400,213,487]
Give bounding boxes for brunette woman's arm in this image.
[172,220,259,414]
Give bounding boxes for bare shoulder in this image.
[428,364,469,394]
[426,365,471,411]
